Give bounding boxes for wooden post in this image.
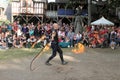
[88,0,91,26]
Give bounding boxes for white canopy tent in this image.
[91,16,114,26]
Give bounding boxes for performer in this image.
[45,23,68,65]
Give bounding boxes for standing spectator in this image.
[31,22,35,29]
[7,23,12,32]
[17,28,22,37]
[22,23,29,39]
[91,25,95,32]
[17,21,22,30]
[1,24,7,34]
[34,23,43,39]
[13,21,19,34]
[117,29,120,46]
[67,29,75,47]
[28,24,34,36]
[110,30,117,42]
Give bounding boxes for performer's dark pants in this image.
[46,42,64,63]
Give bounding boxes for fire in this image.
[43,43,51,52]
[31,35,46,48]
[72,43,85,54]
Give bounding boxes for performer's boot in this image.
[45,60,52,66]
[62,61,68,65]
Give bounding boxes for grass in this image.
[0,47,120,60]
[0,47,73,60]
[0,48,42,60]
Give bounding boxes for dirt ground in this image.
[0,48,120,80]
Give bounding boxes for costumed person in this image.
[45,23,68,65]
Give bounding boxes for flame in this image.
[31,35,46,48]
[72,43,85,54]
[43,43,51,52]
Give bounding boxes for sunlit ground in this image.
[0,47,120,80]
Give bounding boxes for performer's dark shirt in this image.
[53,29,58,44]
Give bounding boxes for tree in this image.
[91,0,120,20]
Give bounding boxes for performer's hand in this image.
[51,32,56,40]
[52,33,56,37]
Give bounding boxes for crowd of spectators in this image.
[0,21,120,50]
[83,25,120,49]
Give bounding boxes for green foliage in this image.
[65,0,82,9]
[92,0,120,19]
[108,0,120,8]
[0,20,10,26]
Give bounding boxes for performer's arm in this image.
[51,31,56,41]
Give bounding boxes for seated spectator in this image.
[27,35,36,48]
[103,32,109,47]
[58,36,63,42]
[59,37,70,48]
[110,39,116,50]
[13,37,23,48]
[82,32,89,47]
[97,36,105,48]
[0,39,8,49]
[76,31,82,43]
[89,38,97,48]
[20,34,27,47]
[0,31,9,49]
[7,34,13,48]
[58,27,66,41]
[73,34,77,46]
[27,35,44,48]
[0,39,3,48]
